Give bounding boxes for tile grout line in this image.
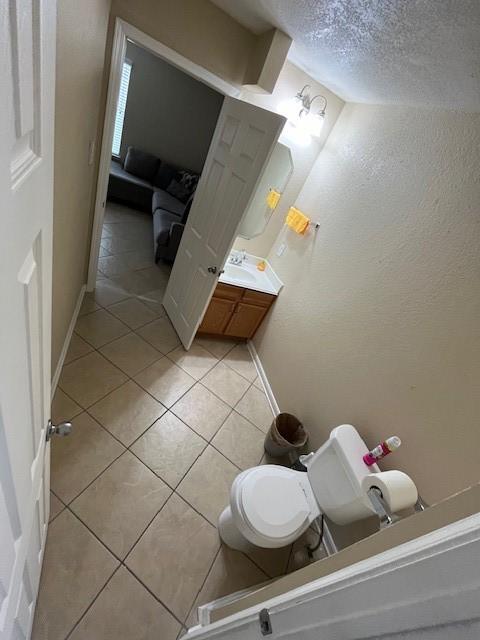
[62,447,128,507]
[182,546,223,626]
[63,564,122,640]
[123,564,187,629]
[63,505,187,632]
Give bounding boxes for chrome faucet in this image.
[229,250,246,265]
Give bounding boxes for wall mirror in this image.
[237,142,293,239]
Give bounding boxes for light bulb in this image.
[300,112,325,137]
[278,97,302,125]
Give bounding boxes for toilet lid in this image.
[241,467,310,539]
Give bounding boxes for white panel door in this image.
[0,1,56,638]
[163,97,285,348]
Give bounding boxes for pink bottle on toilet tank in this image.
[363,436,401,466]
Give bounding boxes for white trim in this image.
[51,285,86,396]
[185,511,480,639]
[317,517,337,557]
[196,581,271,627]
[247,340,280,416]
[246,339,338,557]
[86,17,240,291]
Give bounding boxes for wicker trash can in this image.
[264,413,308,457]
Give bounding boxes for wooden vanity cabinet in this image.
[197,297,236,335]
[198,282,276,340]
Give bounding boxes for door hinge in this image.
[46,419,73,442]
[259,608,272,636]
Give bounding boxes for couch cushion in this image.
[110,160,152,189]
[153,163,178,190]
[153,210,182,246]
[152,189,185,216]
[123,147,159,182]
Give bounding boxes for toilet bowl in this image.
[219,424,381,552]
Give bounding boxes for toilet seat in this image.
[230,466,319,548]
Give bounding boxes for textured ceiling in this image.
[211,0,480,110]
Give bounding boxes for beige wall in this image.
[243,29,292,94]
[122,42,224,172]
[234,61,345,257]
[52,0,111,373]
[255,103,480,505]
[110,0,256,87]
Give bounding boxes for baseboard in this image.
[247,340,280,416]
[320,519,338,556]
[51,284,86,398]
[247,339,337,557]
[197,579,272,627]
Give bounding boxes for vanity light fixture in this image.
[280,85,327,137]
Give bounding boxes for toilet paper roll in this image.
[362,470,418,513]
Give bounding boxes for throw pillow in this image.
[153,163,179,190]
[166,170,199,203]
[179,170,199,195]
[166,178,191,203]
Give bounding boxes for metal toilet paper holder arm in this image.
[414,495,428,511]
[367,486,398,529]
[368,487,429,529]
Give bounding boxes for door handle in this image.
[207,266,224,275]
[46,419,73,442]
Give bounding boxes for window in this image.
[111,60,132,156]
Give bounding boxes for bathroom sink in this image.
[218,252,283,295]
[224,264,256,283]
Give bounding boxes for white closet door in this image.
[0,1,56,637]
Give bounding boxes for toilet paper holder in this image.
[367,487,396,528]
[367,487,428,529]
[367,487,429,529]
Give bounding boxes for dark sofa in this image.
[107,147,199,262]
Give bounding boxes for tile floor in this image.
[33,202,326,640]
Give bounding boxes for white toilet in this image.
[218,424,382,551]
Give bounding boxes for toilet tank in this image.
[306,424,379,525]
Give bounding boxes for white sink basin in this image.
[219,252,283,295]
[224,264,256,283]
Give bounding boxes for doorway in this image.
[95,37,225,328]
[88,18,285,350]
[87,19,236,336]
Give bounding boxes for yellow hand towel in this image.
[266,189,281,210]
[286,206,310,235]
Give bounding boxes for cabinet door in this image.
[224,302,267,338]
[198,297,236,335]
[215,282,244,301]
[242,289,276,307]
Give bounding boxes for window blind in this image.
[111,61,132,156]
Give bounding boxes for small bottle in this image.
[363,436,401,466]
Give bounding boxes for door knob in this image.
[207,266,224,275]
[46,419,73,442]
